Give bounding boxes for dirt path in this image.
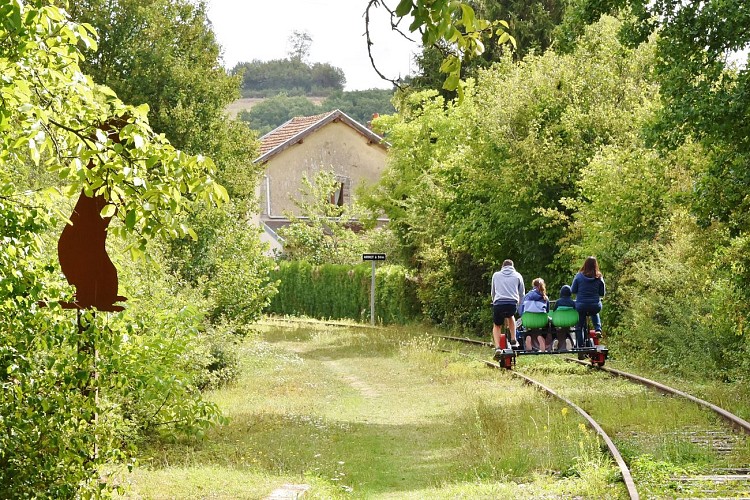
[321,358,381,399]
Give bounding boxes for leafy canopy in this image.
[0,0,228,259]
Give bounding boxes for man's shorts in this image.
[493,302,517,326]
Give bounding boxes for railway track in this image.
[564,357,750,435]
[437,335,750,499]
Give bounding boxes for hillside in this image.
[226,96,326,119]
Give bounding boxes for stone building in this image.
[253,109,388,254]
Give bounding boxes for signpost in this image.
[362,253,386,325]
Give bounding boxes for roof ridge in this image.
[255,109,384,162]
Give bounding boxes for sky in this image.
[204,0,421,91]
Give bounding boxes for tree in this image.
[238,94,321,135]
[69,0,277,331]
[476,0,564,60]
[238,90,395,134]
[68,0,244,157]
[287,29,313,63]
[0,0,228,494]
[643,0,750,230]
[368,17,660,330]
[322,89,396,124]
[233,58,346,97]
[278,171,368,265]
[311,62,347,91]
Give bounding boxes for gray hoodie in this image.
[491,265,525,305]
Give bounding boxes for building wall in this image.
[258,121,387,218]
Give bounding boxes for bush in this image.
[266,261,421,324]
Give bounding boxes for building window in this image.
[330,181,345,206]
[329,175,349,207]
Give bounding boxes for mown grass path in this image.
[123,322,630,498]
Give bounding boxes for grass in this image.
[121,321,626,498]
[512,355,750,498]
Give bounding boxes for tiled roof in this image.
[255,109,385,163]
[258,111,334,156]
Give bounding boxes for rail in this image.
[565,358,750,435]
[442,349,640,500]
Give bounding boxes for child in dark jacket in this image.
[551,284,576,351]
[554,285,575,310]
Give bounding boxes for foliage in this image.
[239,90,395,135]
[0,0,230,494]
[0,191,101,497]
[278,171,370,265]
[1,0,228,255]
[202,204,278,326]
[612,208,750,382]
[166,199,277,330]
[369,18,659,330]
[238,94,321,135]
[474,0,565,60]
[68,0,243,157]
[266,262,421,324]
[552,0,645,53]
[409,0,566,96]
[378,0,516,98]
[287,29,313,63]
[70,0,276,335]
[233,58,345,98]
[321,89,396,124]
[610,212,711,374]
[646,0,750,246]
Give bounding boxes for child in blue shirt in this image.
[520,278,549,351]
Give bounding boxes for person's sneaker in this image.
[493,348,502,361]
[594,329,602,338]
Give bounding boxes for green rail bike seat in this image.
[551,306,579,328]
[522,312,549,329]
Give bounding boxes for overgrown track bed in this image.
[441,348,640,500]
[259,316,381,329]
[564,358,750,435]
[438,335,750,498]
[438,336,750,436]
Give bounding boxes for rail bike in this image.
[493,306,608,369]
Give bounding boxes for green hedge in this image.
[266,261,421,324]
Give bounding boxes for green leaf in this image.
[125,209,137,229]
[439,55,460,74]
[100,204,116,218]
[395,0,413,18]
[442,73,460,91]
[460,4,475,30]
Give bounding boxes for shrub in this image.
[266,261,421,324]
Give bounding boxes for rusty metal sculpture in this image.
[58,119,127,312]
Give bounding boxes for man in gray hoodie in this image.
[490,259,525,351]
